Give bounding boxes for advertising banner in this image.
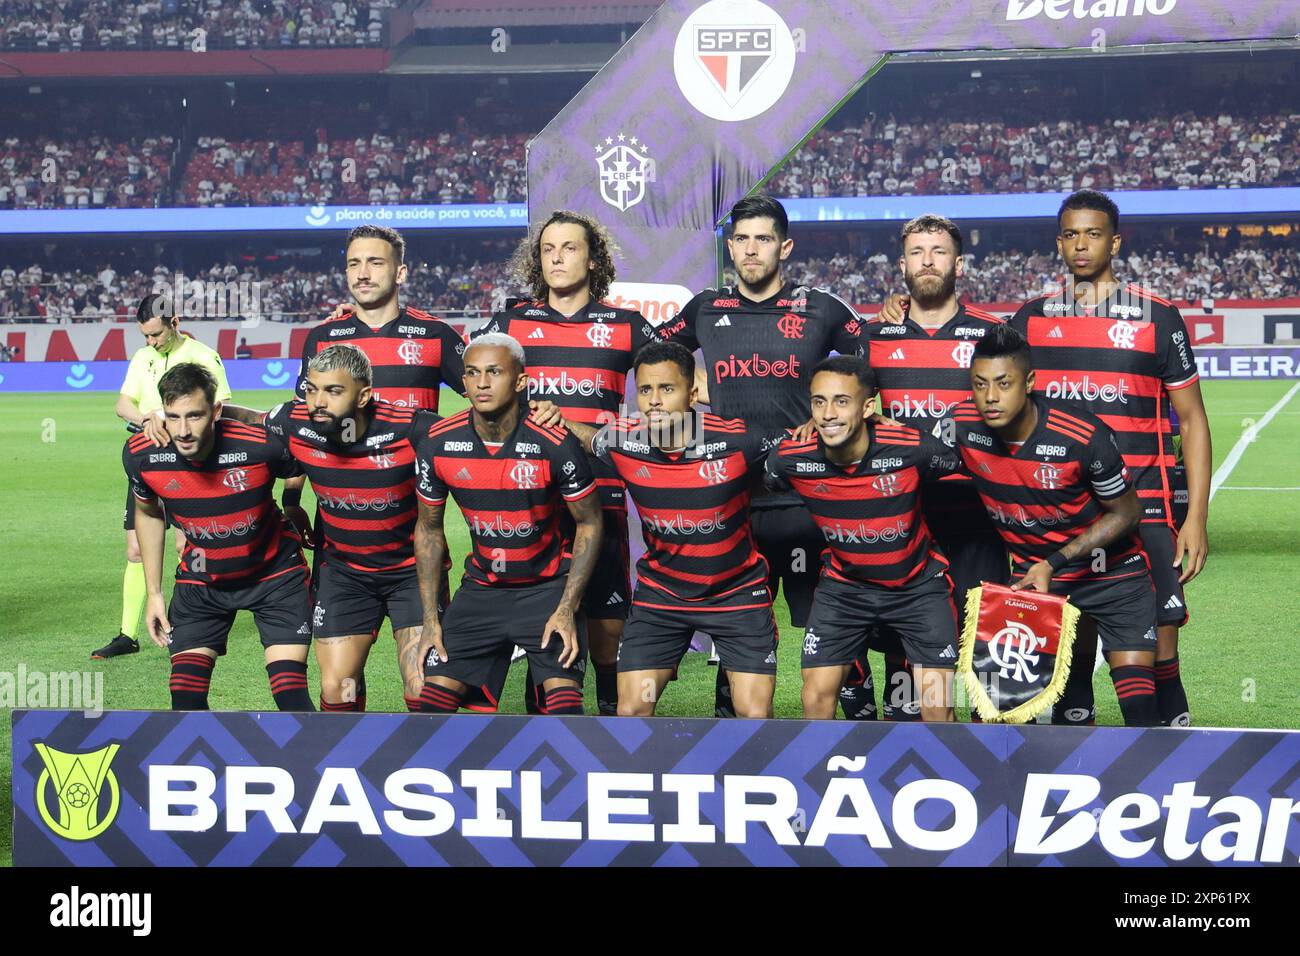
[13,710,1300,867]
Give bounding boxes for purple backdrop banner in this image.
[528,0,1299,291]
[13,710,1300,866]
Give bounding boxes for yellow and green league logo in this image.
[34,742,121,841]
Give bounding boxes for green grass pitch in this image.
[2,380,1298,865]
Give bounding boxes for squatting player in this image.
[265,345,440,712]
[766,356,962,722]
[865,214,1010,720]
[124,364,313,711]
[412,334,603,714]
[561,341,780,718]
[659,193,870,718]
[952,325,1161,727]
[98,293,231,661]
[474,210,656,715]
[1010,190,1209,727]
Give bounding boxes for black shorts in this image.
[619,584,778,675]
[123,482,168,531]
[312,558,424,639]
[802,559,958,670]
[427,577,586,711]
[167,564,312,656]
[1056,572,1159,655]
[1139,522,1189,627]
[751,503,822,628]
[583,509,631,621]
[931,527,1010,624]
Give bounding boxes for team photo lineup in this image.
[107,185,1209,729]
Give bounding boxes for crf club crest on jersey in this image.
[958,583,1081,723]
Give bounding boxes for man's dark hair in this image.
[1057,189,1120,234]
[159,362,218,407]
[972,323,1033,374]
[510,210,619,302]
[727,193,789,242]
[346,224,406,265]
[633,340,694,382]
[900,214,963,257]
[136,292,176,324]
[812,354,875,395]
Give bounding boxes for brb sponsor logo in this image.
[1005,0,1177,20]
[673,0,797,122]
[714,353,800,380]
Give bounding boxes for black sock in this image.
[419,681,464,713]
[543,685,585,715]
[266,660,313,712]
[1052,657,1097,725]
[714,667,736,718]
[524,663,543,715]
[404,694,423,713]
[320,697,361,712]
[838,652,877,720]
[1111,665,1159,727]
[882,655,920,722]
[1154,656,1191,727]
[170,652,214,711]
[595,665,618,716]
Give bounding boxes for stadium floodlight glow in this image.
[529,0,1299,292]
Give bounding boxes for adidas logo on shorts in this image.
[715,315,732,327]
[528,328,545,339]
[939,645,956,660]
[296,622,309,635]
[1164,595,1184,610]
[606,592,623,605]
[763,651,777,665]
[889,348,906,360]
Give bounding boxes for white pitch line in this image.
[1209,380,1300,504]
[1217,486,1300,491]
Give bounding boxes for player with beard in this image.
[1009,191,1208,727]
[265,345,440,712]
[658,193,872,718]
[474,211,656,716]
[413,335,602,714]
[865,216,1009,720]
[124,363,313,711]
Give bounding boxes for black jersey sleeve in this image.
[437,323,467,394]
[1085,423,1130,501]
[122,442,155,502]
[656,293,703,351]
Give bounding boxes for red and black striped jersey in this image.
[591,413,777,608]
[1009,284,1199,525]
[474,299,653,427]
[951,395,1149,583]
[296,306,466,412]
[123,419,305,586]
[414,410,595,587]
[867,302,1005,535]
[659,281,865,434]
[764,424,960,588]
[264,399,438,574]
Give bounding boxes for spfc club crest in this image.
[594,135,653,212]
[957,583,1080,722]
[694,25,775,107]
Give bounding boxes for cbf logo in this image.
[1033,463,1063,489]
[33,742,121,841]
[699,460,729,485]
[594,134,654,212]
[397,340,424,366]
[222,469,249,493]
[776,312,805,340]
[871,473,899,497]
[988,620,1045,682]
[510,461,541,490]
[951,341,976,368]
[586,323,614,349]
[1108,321,1138,349]
[673,0,798,122]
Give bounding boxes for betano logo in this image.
[34,742,121,841]
[1006,0,1176,19]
